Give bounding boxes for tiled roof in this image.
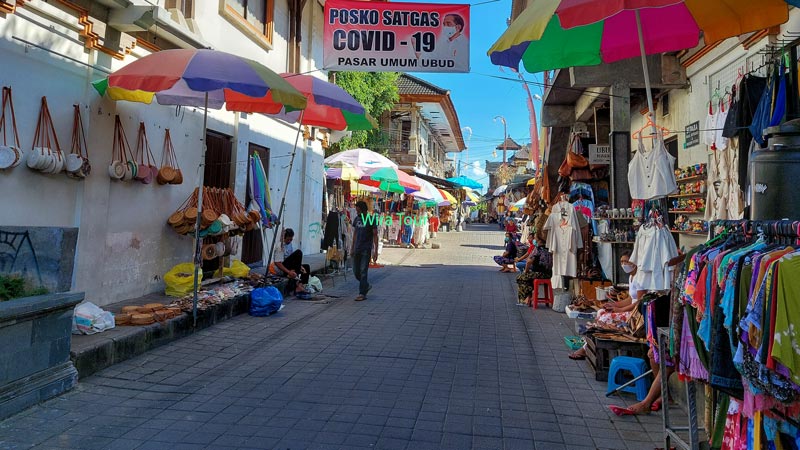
[496,137,521,150]
[485,161,503,173]
[397,74,448,96]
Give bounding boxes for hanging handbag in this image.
[29,97,63,174]
[0,87,22,170]
[67,104,91,178]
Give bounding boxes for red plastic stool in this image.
[531,279,553,309]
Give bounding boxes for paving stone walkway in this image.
[0,224,665,450]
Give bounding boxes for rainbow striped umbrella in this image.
[92,49,306,111]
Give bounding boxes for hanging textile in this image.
[628,134,677,201]
[543,199,583,289]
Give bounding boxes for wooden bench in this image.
[585,334,648,381]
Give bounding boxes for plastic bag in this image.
[164,263,201,297]
[249,286,283,317]
[223,260,251,278]
[72,302,115,335]
[306,276,323,294]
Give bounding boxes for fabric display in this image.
[628,134,678,201]
[543,199,584,289]
[669,220,800,449]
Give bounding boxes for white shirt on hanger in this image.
[628,134,678,200]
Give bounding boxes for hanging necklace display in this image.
[0,87,22,170]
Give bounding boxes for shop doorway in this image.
[242,144,270,265]
[202,131,233,275]
[665,136,679,170]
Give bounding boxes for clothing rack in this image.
[661,219,800,450]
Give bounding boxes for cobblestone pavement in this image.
[1,224,664,450]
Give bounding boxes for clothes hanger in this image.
[632,113,671,140]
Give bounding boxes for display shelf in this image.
[592,217,636,221]
[592,238,635,244]
[675,175,706,184]
[670,230,707,236]
[668,192,705,199]
[668,210,705,214]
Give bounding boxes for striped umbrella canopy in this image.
[488,0,790,74]
[92,49,306,111]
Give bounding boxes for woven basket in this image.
[130,313,155,326]
[115,313,131,326]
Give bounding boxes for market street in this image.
[0,224,662,450]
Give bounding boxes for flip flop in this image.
[568,352,586,360]
[609,405,635,416]
[651,399,662,412]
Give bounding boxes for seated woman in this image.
[514,236,536,273]
[493,232,518,272]
[515,236,553,305]
[568,251,642,360]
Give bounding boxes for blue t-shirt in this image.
[353,214,377,253]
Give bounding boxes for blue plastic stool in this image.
[606,356,650,401]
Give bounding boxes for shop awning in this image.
[413,172,460,189]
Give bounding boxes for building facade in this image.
[0,0,328,306]
[382,74,465,178]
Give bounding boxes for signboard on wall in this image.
[588,144,611,165]
[685,121,700,148]
[323,0,470,72]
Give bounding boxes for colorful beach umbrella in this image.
[325,148,398,170]
[488,0,790,74]
[439,189,458,206]
[510,198,527,212]
[364,167,422,192]
[93,49,306,111]
[412,178,446,203]
[446,176,482,190]
[325,162,363,181]
[226,74,375,131]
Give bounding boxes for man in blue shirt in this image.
[352,201,378,301]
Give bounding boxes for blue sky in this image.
[407,0,542,193]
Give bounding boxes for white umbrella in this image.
[493,184,508,196]
[411,177,445,203]
[324,148,398,170]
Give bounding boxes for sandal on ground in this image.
[568,351,586,360]
[609,405,635,416]
[651,399,662,412]
[355,295,366,301]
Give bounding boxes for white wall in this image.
[0,0,325,306]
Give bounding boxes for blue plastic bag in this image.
[249,286,283,317]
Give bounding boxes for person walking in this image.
[352,201,378,301]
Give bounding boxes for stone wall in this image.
[0,292,82,420]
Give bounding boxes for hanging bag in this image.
[0,87,22,170]
[28,97,63,175]
[134,122,154,184]
[67,104,91,178]
[108,116,133,181]
[157,129,179,185]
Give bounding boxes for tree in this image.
[328,72,399,156]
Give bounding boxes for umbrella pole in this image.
[635,10,658,136]
[191,92,209,328]
[266,110,306,276]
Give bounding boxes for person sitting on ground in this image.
[493,232,519,272]
[272,228,311,297]
[515,236,553,305]
[568,251,642,360]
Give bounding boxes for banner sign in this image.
[323,0,470,73]
[588,144,611,165]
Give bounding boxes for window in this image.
[661,93,670,117]
[165,0,194,18]
[222,0,274,48]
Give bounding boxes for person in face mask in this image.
[437,13,468,60]
[568,251,643,360]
